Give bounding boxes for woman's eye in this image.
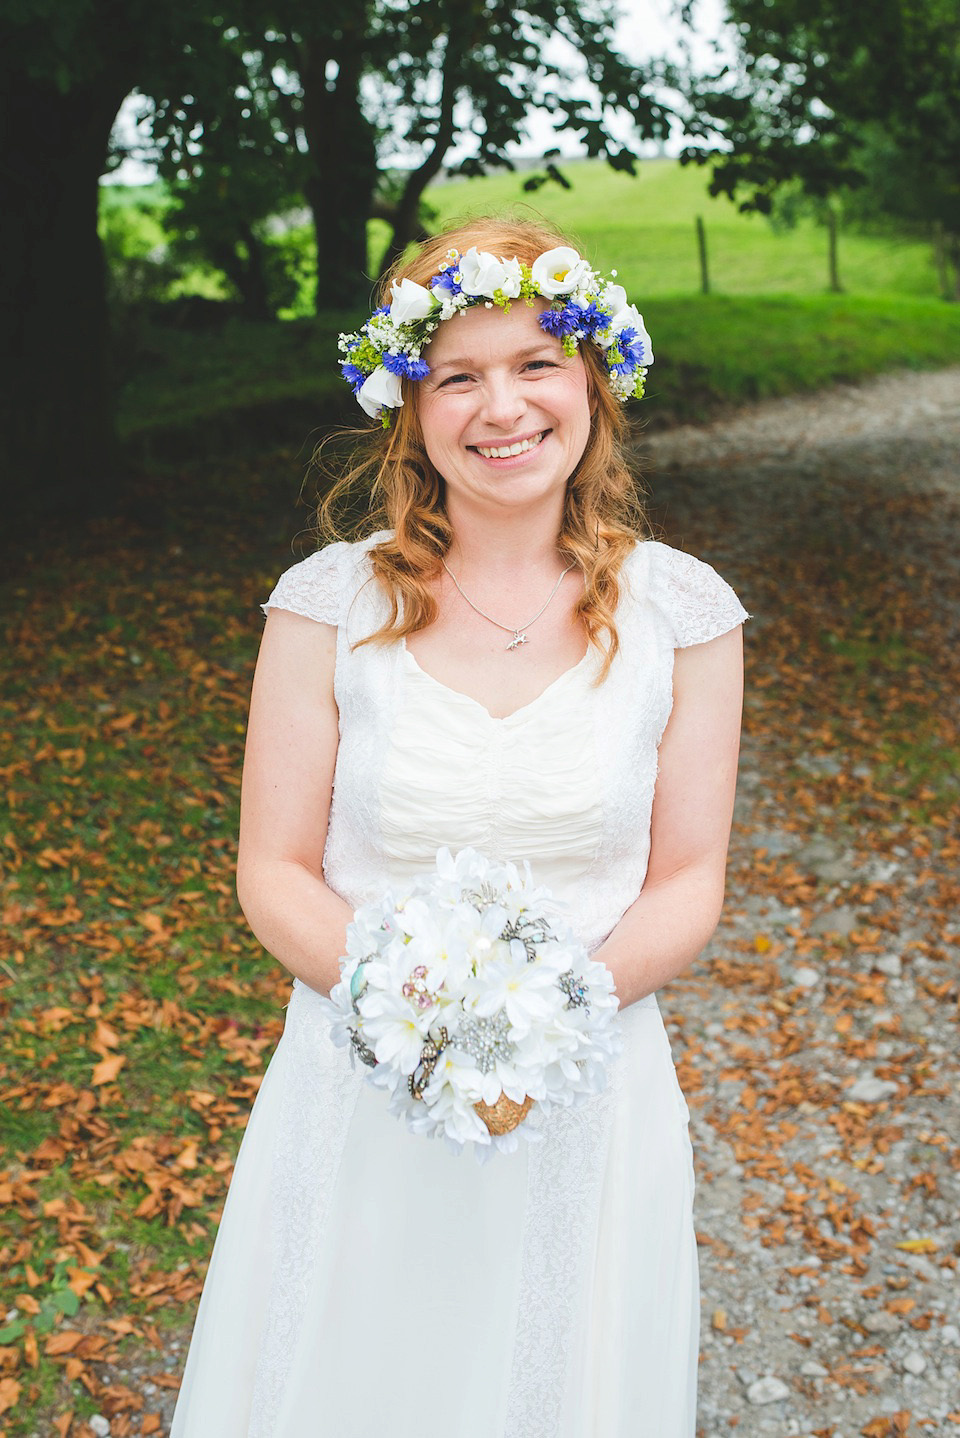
[440,372,472,386]
[525,360,554,372]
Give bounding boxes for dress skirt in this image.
[170,982,699,1438]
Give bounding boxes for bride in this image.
[170,217,746,1437]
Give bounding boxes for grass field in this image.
[416,157,941,301]
[107,158,956,453]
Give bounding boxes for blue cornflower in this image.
[382,350,430,380]
[538,305,580,339]
[612,326,649,369]
[573,300,609,337]
[340,361,367,391]
[431,271,463,298]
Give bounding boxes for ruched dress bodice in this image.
[379,644,604,896]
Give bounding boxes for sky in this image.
[105,0,732,185]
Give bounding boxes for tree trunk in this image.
[211,226,274,321]
[299,35,379,309]
[0,73,126,517]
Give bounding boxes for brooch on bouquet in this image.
[323,848,622,1159]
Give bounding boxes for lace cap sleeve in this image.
[261,543,351,626]
[646,541,749,648]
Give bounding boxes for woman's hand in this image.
[592,625,744,1007]
[236,610,353,995]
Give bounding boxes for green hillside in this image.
[412,157,938,300]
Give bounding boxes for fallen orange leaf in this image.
[91,1053,126,1086]
[0,1378,22,1416]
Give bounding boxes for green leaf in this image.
[53,1287,81,1315]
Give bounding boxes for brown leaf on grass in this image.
[44,1331,83,1355]
[54,1413,73,1437]
[93,1020,121,1050]
[91,1053,126,1086]
[0,1376,20,1415]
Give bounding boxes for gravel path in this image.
[649,366,960,1438]
[67,367,960,1438]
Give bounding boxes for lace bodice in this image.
[262,533,748,955]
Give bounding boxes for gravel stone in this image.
[809,906,858,936]
[847,1076,898,1103]
[903,1351,928,1375]
[746,1375,791,1405]
[863,1311,902,1334]
[89,1419,110,1438]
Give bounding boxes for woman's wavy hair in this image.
[316,214,651,679]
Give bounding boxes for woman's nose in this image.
[479,375,527,431]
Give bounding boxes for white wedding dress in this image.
[170,535,747,1438]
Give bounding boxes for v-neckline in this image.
[400,641,592,723]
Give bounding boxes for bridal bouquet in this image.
[324,848,621,1158]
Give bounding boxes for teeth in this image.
[476,432,545,459]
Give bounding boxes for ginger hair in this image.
[316,215,650,679]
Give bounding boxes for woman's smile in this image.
[469,429,550,461]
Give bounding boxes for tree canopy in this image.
[679,0,960,225]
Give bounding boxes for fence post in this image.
[696,215,710,295]
[827,204,843,293]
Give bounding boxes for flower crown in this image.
[338,245,653,423]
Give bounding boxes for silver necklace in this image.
[441,556,575,651]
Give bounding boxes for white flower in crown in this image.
[531,246,593,297]
[458,247,524,300]
[604,303,654,364]
[356,365,403,417]
[388,277,437,323]
[599,282,628,317]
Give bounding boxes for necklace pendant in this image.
[506,632,528,651]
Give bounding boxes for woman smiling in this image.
[170,217,747,1437]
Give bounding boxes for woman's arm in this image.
[592,625,744,1007]
[235,609,354,995]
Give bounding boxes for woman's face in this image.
[415,298,593,523]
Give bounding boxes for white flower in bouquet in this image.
[324,848,622,1158]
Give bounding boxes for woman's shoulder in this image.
[261,530,392,626]
[622,539,750,648]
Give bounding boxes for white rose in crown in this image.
[531,246,593,298]
[356,365,404,417]
[323,848,623,1160]
[388,277,437,323]
[458,247,524,300]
